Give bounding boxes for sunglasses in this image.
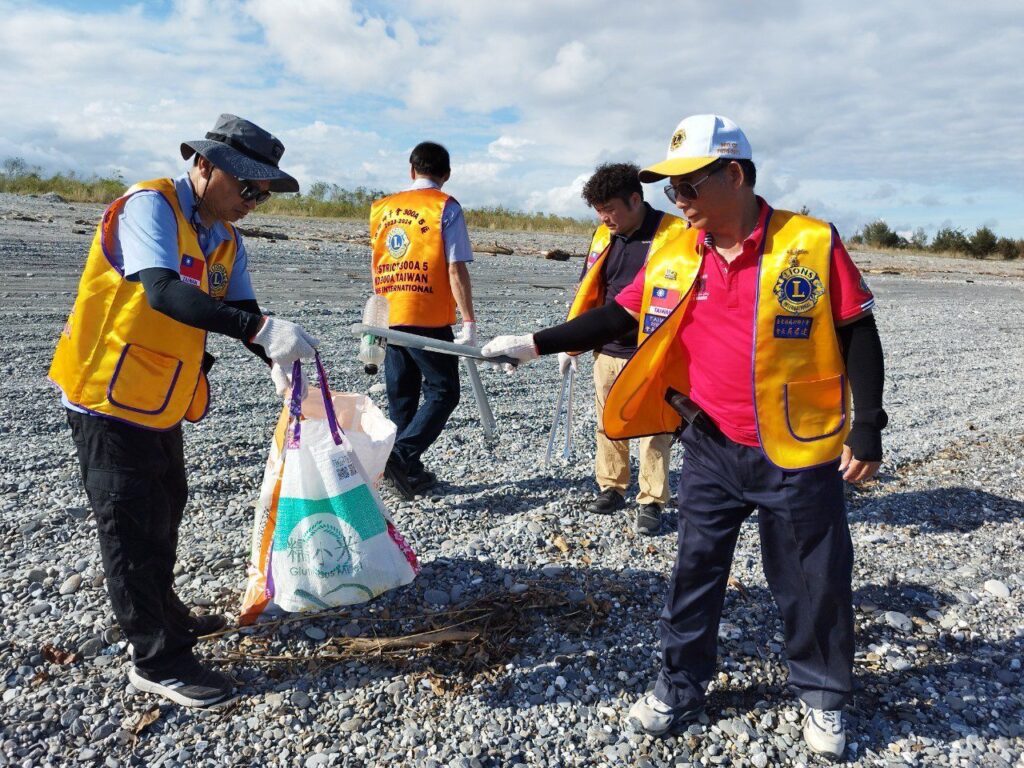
[239,179,272,206]
[663,160,727,204]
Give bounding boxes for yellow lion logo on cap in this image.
[670,129,686,151]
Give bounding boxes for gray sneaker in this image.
[129,659,236,709]
[800,701,846,758]
[635,503,663,535]
[626,692,703,736]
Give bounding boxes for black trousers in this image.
[66,410,197,674]
[384,325,461,472]
[654,419,855,711]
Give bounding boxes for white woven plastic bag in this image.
[241,356,418,622]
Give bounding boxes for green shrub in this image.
[995,237,1023,260]
[860,220,903,249]
[910,227,929,250]
[968,226,998,258]
[931,227,970,254]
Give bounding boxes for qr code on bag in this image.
[330,451,357,482]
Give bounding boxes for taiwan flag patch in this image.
[647,285,679,318]
[179,254,204,287]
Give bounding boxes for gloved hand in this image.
[557,352,578,376]
[270,362,309,399]
[481,334,538,373]
[454,320,477,346]
[251,317,319,365]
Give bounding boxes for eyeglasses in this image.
[663,161,726,204]
[239,179,272,206]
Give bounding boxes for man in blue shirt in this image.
[53,115,317,709]
[370,141,477,499]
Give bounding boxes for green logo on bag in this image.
[285,518,359,578]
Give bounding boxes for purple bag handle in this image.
[287,352,343,448]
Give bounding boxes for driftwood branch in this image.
[471,241,514,255]
[237,227,290,241]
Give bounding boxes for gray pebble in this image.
[59,574,82,595]
[424,588,450,606]
[883,611,913,632]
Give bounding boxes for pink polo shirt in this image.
[615,199,875,447]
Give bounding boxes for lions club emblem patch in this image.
[385,225,410,259]
[208,263,228,298]
[773,265,824,315]
[669,129,686,151]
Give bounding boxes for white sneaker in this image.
[626,693,703,736]
[800,701,846,758]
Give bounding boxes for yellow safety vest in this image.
[370,188,456,327]
[604,208,850,470]
[566,212,689,323]
[49,178,238,430]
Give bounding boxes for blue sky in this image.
[2,0,1022,238]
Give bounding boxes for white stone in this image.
[984,580,1011,599]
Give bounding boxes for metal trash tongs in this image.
[462,358,497,443]
[351,323,505,443]
[544,366,575,467]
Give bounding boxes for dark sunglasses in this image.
[663,160,727,204]
[239,179,272,206]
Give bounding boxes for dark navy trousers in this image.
[66,410,198,675]
[384,324,460,473]
[654,418,854,711]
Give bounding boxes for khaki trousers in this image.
[593,352,672,506]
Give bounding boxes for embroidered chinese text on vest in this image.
[603,209,849,470]
[370,188,455,327]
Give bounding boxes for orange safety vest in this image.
[604,208,850,470]
[49,178,238,430]
[370,188,456,327]
[566,212,689,323]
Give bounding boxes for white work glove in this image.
[453,321,477,346]
[557,352,578,376]
[270,362,309,400]
[481,334,538,373]
[252,317,319,366]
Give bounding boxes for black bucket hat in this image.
[181,114,299,193]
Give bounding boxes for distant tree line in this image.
[0,158,595,234]
[5,157,1016,247]
[0,157,125,203]
[847,219,1021,260]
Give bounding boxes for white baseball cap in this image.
[639,114,752,183]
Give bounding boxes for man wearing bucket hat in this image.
[50,114,319,708]
[484,114,886,758]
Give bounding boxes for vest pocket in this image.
[783,374,846,442]
[107,343,183,415]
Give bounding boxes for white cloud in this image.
[487,136,533,162]
[525,173,590,217]
[0,1,1021,235]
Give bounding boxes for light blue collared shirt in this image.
[408,177,473,264]
[117,172,256,301]
[62,172,257,413]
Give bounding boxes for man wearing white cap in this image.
[483,114,886,758]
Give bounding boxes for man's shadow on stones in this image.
[846,484,1024,533]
